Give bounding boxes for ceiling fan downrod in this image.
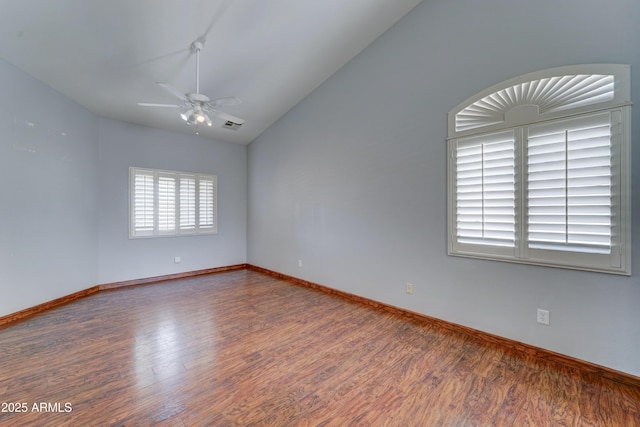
[192,40,204,94]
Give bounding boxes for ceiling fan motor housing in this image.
[187,92,210,103]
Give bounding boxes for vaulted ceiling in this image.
[0,0,422,144]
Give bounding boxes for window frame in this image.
[447,65,631,275]
[129,167,218,239]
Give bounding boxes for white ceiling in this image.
[0,0,422,145]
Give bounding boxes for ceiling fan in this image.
[138,39,244,130]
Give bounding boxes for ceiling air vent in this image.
[223,120,243,131]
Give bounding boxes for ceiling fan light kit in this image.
[138,39,243,132]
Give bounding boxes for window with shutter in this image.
[455,130,516,255]
[133,170,154,237]
[180,176,196,231]
[129,168,217,238]
[158,175,176,232]
[527,113,612,254]
[447,64,631,275]
[199,177,216,230]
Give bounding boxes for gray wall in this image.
[97,118,247,284]
[0,57,99,315]
[248,0,640,376]
[0,57,247,316]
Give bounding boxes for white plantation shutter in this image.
[199,177,215,230]
[454,74,615,133]
[456,131,516,248]
[158,175,176,232]
[129,168,217,238]
[180,176,196,230]
[448,64,631,275]
[133,170,154,236]
[527,113,612,254]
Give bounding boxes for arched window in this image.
[447,64,631,275]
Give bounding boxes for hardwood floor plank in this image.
[0,269,638,426]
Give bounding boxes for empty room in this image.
[0,0,638,425]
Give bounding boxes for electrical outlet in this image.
[537,308,550,325]
[298,259,302,267]
[174,256,181,264]
[406,283,414,294]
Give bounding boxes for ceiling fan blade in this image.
[209,96,241,107]
[157,82,188,102]
[210,110,245,124]
[201,0,232,43]
[138,102,182,108]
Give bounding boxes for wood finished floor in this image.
[1,270,639,426]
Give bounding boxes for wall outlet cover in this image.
[537,308,550,325]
